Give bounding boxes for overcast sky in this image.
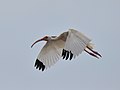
[0,0,120,90]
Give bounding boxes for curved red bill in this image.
[31,38,43,48]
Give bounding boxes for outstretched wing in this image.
[34,40,64,71]
[34,29,92,71]
[62,29,91,60]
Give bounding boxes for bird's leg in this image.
[86,46,102,57]
[84,49,99,59]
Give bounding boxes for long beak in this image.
[31,38,43,48]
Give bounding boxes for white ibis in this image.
[31,29,102,71]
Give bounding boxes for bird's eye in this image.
[45,36,48,38]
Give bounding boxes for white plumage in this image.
[31,29,101,71]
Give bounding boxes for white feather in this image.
[64,29,91,58]
[37,40,64,68]
[33,29,99,71]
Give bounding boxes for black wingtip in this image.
[34,59,45,71]
[61,49,74,60]
[70,51,73,60]
[62,49,65,57]
[65,51,69,60]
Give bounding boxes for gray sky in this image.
[0,0,120,90]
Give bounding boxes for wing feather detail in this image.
[37,42,61,68]
[34,29,92,71]
[35,39,65,71]
[63,29,91,59]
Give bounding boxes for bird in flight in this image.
[31,29,102,71]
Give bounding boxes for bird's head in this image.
[31,36,51,48]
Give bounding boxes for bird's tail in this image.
[87,43,94,49]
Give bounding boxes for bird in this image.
[31,29,102,71]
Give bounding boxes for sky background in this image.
[0,0,120,90]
